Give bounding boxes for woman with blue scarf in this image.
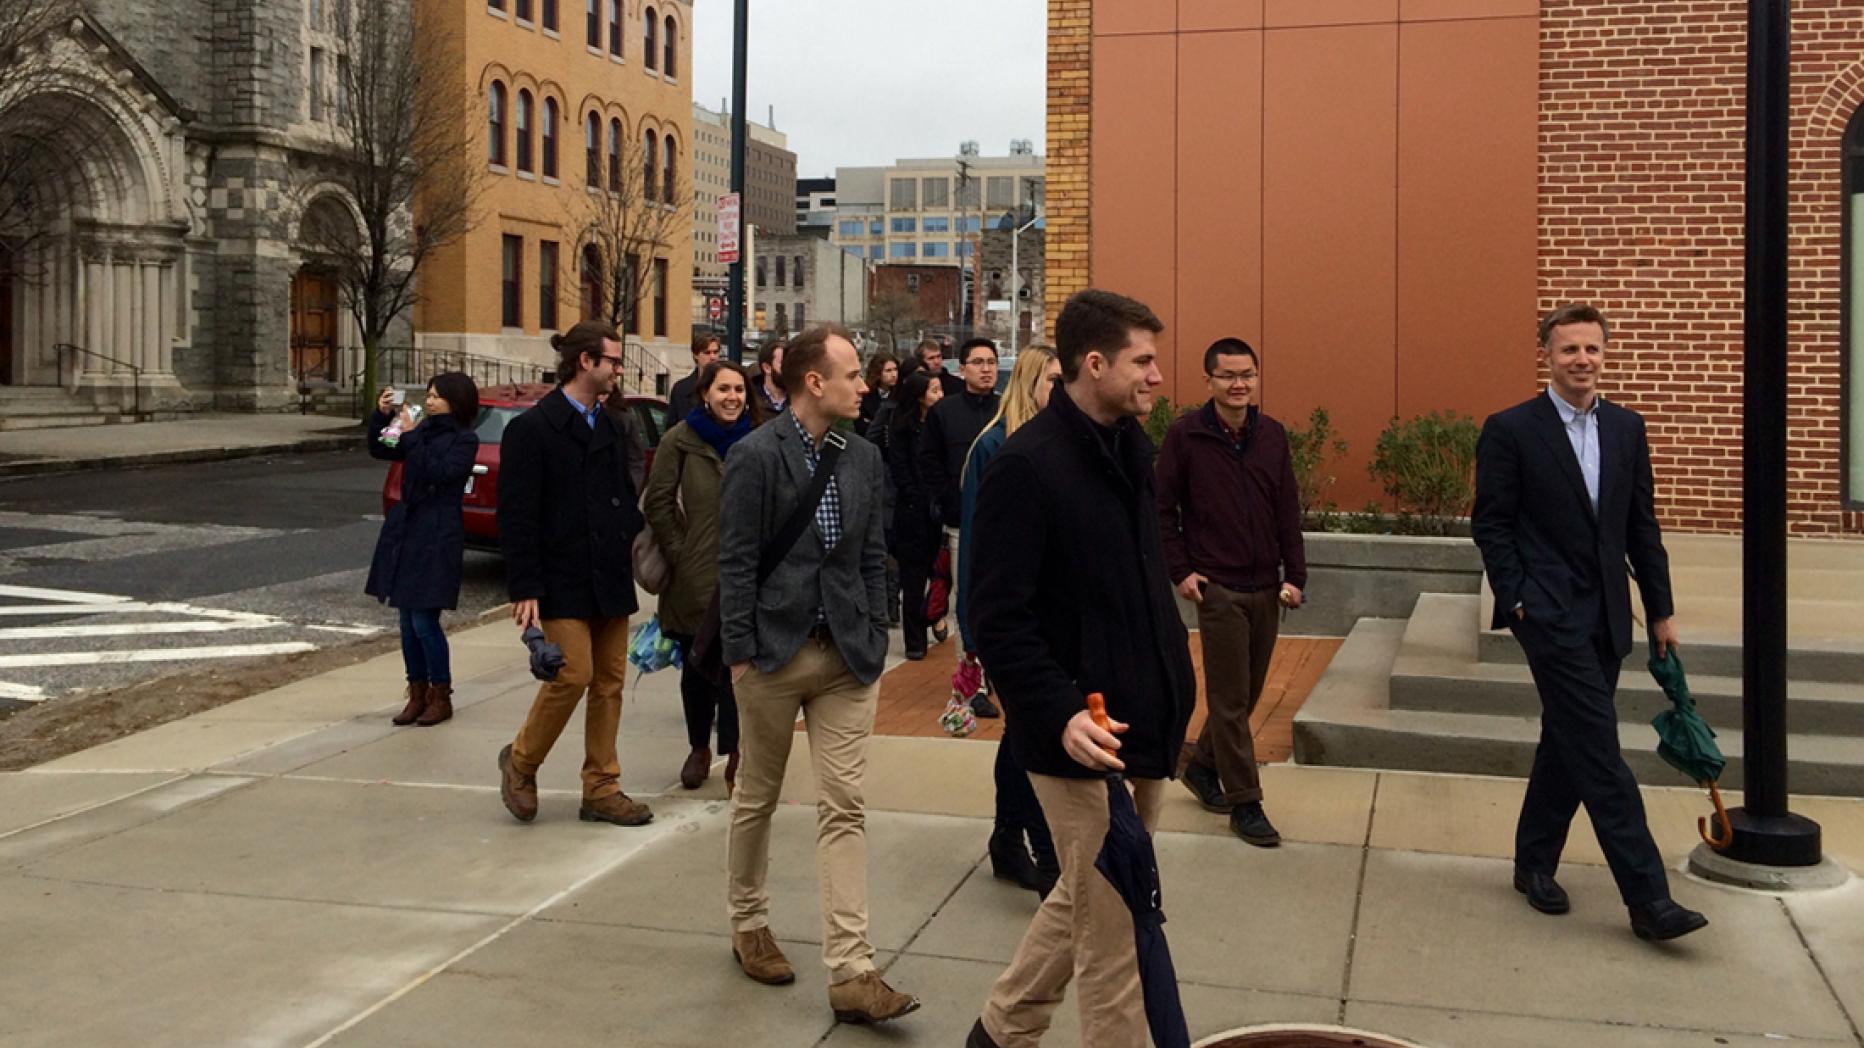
[643,359,766,792]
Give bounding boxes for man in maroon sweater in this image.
[1156,337,1306,846]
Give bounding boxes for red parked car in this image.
[381,383,671,552]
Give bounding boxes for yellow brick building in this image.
[415,0,693,389]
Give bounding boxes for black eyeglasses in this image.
[598,354,625,367]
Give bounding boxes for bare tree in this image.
[568,127,690,337]
[0,0,97,284]
[865,286,927,354]
[295,0,482,396]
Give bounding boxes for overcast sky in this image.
[691,1,1047,177]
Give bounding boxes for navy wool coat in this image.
[364,411,479,610]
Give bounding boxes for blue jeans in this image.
[398,608,450,684]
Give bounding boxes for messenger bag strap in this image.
[757,429,847,587]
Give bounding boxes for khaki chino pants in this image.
[983,773,1165,1047]
[727,636,880,984]
[509,617,629,801]
[1191,582,1282,805]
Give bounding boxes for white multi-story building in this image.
[829,145,1044,268]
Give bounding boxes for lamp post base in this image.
[1694,806,1826,871]
[1688,842,1849,893]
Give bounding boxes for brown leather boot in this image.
[679,746,712,790]
[391,682,429,725]
[497,744,538,822]
[579,792,654,826]
[828,971,920,1024]
[731,927,795,985]
[414,683,453,726]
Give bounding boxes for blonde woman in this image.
[955,346,1062,896]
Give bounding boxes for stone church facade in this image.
[0,1,378,418]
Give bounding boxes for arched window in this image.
[608,118,622,192]
[661,135,676,206]
[607,0,621,55]
[643,129,657,202]
[1846,108,1864,506]
[663,15,676,77]
[542,98,559,178]
[644,7,657,69]
[585,0,598,47]
[487,82,506,166]
[585,111,600,185]
[515,89,533,173]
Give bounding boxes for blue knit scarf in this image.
[686,405,753,458]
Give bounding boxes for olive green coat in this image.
[641,421,725,636]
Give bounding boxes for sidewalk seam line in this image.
[0,773,187,842]
[1336,771,1381,1024]
[299,805,706,1048]
[1780,895,1864,1047]
[1,773,262,864]
[13,871,518,921]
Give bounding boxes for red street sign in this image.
[707,296,724,320]
[718,193,741,265]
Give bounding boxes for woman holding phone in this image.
[366,373,481,727]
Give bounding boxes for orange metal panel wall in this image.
[1090,33,1180,392]
[1395,18,1539,423]
[1262,24,1399,507]
[1092,0,1172,36]
[1174,30,1264,407]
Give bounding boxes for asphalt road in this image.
[0,448,512,707]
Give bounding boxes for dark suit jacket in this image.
[496,387,644,621]
[1471,392,1674,660]
[716,409,891,684]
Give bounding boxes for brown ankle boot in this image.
[391,682,429,725]
[828,971,920,1024]
[414,683,453,726]
[731,927,795,985]
[679,746,712,789]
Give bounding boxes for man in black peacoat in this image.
[1472,304,1707,942]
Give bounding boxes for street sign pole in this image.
[1725,0,1822,868]
[725,0,749,363]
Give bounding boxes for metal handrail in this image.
[53,343,142,418]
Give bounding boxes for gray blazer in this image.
[717,411,891,683]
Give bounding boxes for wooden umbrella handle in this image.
[1699,781,1734,850]
[1086,692,1112,732]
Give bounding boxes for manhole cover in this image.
[1202,1028,1423,1048]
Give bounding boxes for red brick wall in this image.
[1540,0,1864,534]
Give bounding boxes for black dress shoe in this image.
[971,692,1000,718]
[988,828,1044,893]
[1229,803,1281,847]
[903,648,926,662]
[1032,848,1059,899]
[1513,869,1570,915]
[1629,899,1709,941]
[1180,760,1233,814]
[967,1018,1003,1048]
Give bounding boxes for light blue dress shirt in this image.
[1548,387,1600,514]
[562,388,600,429]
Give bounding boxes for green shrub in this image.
[1287,407,1348,523]
[1367,411,1480,536]
[1144,395,1177,447]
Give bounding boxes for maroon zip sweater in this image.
[1156,401,1307,592]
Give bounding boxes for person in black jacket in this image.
[365,372,481,728]
[494,321,652,829]
[666,333,721,421]
[918,339,1000,645]
[1473,303,1706,942]
[965,289,1196,1048]
[885,371,944,659]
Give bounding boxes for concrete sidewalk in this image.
[1,616,1860,1048]
[0,414,362,476]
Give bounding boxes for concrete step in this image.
[1395,594,1864,736]
[1292,618,1864,798]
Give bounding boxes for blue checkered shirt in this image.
[790,414,843,625]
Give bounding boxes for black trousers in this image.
[1513,619,1669,906]
[667,631,739,754]
[993,739,1054,859]
[898,548,934,655]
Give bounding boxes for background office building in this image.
[829,146,1044,268]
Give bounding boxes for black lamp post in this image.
[725,0,749,363]
[1724,0,1823,868]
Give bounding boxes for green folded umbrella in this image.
[1647,647,1733,849]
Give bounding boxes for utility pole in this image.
[956,157,973,337]
[725,0,749,363]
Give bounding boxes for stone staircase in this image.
[1294,538,1864,798]
[0,387,147,431]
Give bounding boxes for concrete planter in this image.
[1177,532,1484,637]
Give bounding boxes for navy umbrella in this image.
[521,625,565,682]
[1087,693,1191,1048]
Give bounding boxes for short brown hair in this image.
[1054,289,1163,381]
[1539,303,1610,346]
[781,324,857,397]
[692,333,721,358]
[552,320,620,383]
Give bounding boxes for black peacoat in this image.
[885,415,943,565]
[496,387,645,621]
[364,411,480,611]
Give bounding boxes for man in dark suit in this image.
[1472,303,1708,942]
[495,320,651,829]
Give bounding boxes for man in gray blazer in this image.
[717,323,919,1026]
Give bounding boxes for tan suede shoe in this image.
[828,971,920,1024]
[497,744,537,823]
[731,927,796,986]
[578,792,654,826]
